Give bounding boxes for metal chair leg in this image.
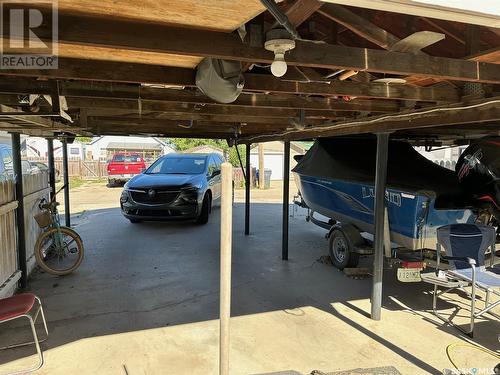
[2,316,45,375]
[35,297,49,337]
[0,298,49,374]
[432,284,438,313]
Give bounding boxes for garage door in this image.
[250,153,283,180]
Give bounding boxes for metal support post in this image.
[282,141,290,260]
[62,138,70,227]
[11,133,27,289]
[245,144,251,235]
[371,133,390,320]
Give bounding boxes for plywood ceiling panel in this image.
[57,43,202,68]
[54,0,267,31]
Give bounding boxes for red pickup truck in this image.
[107,153,146,185]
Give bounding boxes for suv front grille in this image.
[130,189,180,204]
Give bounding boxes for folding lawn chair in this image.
[421,223,499,337]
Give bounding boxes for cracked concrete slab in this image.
[0,194,498,374]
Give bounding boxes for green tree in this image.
[168,138,246,168]
[75,136,93,144]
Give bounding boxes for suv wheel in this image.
[196,194,210,225]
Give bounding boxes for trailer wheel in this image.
[328,228,360,269]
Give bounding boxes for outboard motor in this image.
[456,137,500,220]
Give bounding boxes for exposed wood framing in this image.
[319,0,500,29]
[240,96,500,142]
[318,4,400,49]
[3,81,396,113]
[15,14,500,83]
[87,114,328,126]
[0,61,460,102]
[279,0,323,28]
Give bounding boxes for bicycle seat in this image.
[41,201,59,210]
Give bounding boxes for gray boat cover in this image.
[292,137,460,197]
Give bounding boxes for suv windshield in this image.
[146,157,207,175]
[113,154,142,163]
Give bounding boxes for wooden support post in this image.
[219,162,233,375]
[11,133,27,289]
[245,144,251,236]
[258,143,265,189]
[282,141,290,260]
[62,138,70,227]
[371,133,389,321]
[46,138,56,199]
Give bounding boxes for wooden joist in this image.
[72,99,344,119]
[87,114,329,126]
[54,82,400,113]
[280,0,323,28]
[18,13,500,83]
[318,4,400,49]
[240,96,500,142]
[0,60,459,102]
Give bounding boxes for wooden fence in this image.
[23,172,50,273]
[0,171,49,297]
[29,158,108,178]
[0,178,18,297]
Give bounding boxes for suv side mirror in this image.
[212,169,221,177]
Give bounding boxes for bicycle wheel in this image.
[35,226,84,275]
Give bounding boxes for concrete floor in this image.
[0,200,499,374]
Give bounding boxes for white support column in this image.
[219,162,233,375]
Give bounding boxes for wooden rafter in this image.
[0,80,400,113]
[240,96,500,142]
[0,71,459,102]
[279,0,323,28]
[17,13,500,83]
[318,4,400,49]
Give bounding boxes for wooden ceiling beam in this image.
[0,59,459,102]
[88,117,292,131]
[70,98,344,119]
[239,96,500,142]
[406,46,500,85]
[279,0,323,28]
[0,105,64,128]
[87,113,329,125]
[90,126,233,139]
[20,13,500,83]
[318,4,400,49]
[244,74,458,101]
[319,0,500,29]
[419,17,466,45]
[53,82,400,112]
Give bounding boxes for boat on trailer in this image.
[293,136,500,277]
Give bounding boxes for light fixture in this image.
[265,29,295,78]
[373,78,407,84]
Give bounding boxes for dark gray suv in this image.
[120,153,225,224]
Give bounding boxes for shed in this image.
[250,141,310,180]
[87,136,175,162]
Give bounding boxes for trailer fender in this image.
[327,223,364,246]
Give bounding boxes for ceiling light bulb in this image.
[271,52,287,77]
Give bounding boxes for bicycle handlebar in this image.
[38,183,67,210]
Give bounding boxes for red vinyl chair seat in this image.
[0,293,36,321]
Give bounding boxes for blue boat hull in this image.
[295,174,475,250]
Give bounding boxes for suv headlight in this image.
[180,185,199,203]
[120,190,129,203]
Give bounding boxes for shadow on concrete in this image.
[0,203,497,373]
